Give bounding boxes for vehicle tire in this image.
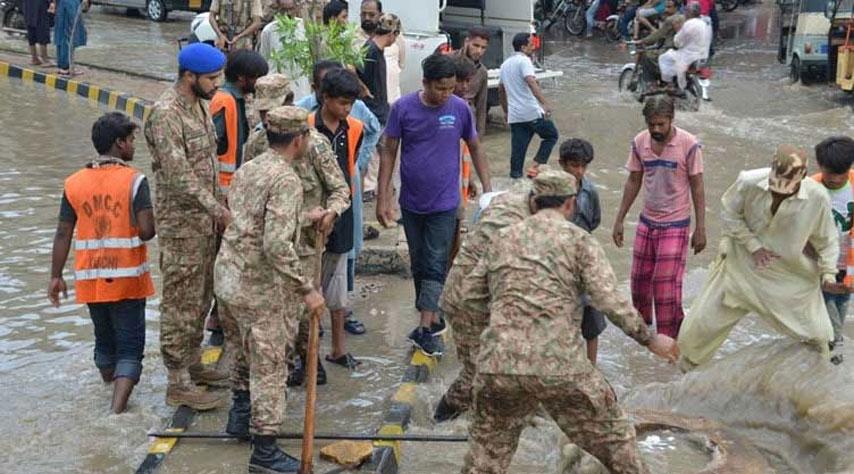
[146,0,167,22]
[722,0,738,12]
[619,67,645,102]
[564,5,587,36]
[605,19,622,42]
[684,75,702,111]
[789,56,801,83]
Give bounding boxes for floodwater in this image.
[1,1,854,473]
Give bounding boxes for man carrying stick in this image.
[214,106,324,473]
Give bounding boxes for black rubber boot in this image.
[225,390,251,441]
[317,357,327,386]
[433,395,463,423]
[286,357,327,387]
[248,435,300,473]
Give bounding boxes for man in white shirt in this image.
[499,33,558,179]
[256,0,311,100]
[658,3,711,91]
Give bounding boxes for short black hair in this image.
[454,56,476,81]
[313,59,344,88]
[533,194,572,210]
[266,129,302,147]
[467,27,491,42]
[321,68,361,101]
[224,49,269,83]
[643,95,675,121]
[323,0,348,24]
[559,138,594,164]
[91,112,137,155]
[362,0,382,11]
[815,136,854,174]
[512,33,531,52]
[422,53,457,82]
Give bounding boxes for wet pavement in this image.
[1,2,853,473]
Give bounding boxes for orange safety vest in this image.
[64,164,155,304]
[307,113,364,195]
[811,171,854,287]
[460,141,472,208]
[210,90,238,194]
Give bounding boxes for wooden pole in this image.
[300,232,326,474]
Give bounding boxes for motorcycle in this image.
[535,0,621,41]
[1,0,25,33]
[617,42,709,111]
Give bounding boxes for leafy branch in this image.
[270,14,367,80]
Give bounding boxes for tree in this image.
[270,14,367,79]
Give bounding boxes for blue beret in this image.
[178,43,226,74]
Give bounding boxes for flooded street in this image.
[1,2,854,472]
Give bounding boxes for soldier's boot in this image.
[189,351,231,388]
[285,357,327,387]
[433,395,463,423]
[225,390,251,441]
[248,435,300,473]
[166,369,224,411]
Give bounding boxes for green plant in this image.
[270,15,367,79]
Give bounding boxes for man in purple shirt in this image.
[377,53,492,356]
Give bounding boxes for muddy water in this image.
[1,2,853,472]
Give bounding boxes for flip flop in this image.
[325,353,361,369]
[344,315,366,335]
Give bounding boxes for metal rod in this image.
[146,431,468,443]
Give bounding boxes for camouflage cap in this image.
[255,74,292,111]
[266,106,309,134]
[768,144,808,194]
[532,168,577,198]
[376,13,401,34]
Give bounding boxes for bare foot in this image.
[30,58,43,66]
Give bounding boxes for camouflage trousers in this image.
[444,307,489,411]
[461,372,648,474]
[293,255,322,362]
[159,236,216,370]
[222,300,299,435]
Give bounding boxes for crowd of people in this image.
[42,0,854,473]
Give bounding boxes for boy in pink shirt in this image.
[613,96,707,337]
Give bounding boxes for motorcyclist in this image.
[636,0,681,83]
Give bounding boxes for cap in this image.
[255,74,292,111]
[376,13,401,34]
[532,168,577,198]
[178,43,226,75]
[266,106,309,134]
[768,144,808,194]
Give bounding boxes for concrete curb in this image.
[362,350,439,473]
[0,60,152,122]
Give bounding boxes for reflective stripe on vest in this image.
[307,113,365,196]
[75,262,151,281]
[211,90,239,192]
[812,171,854,288]
[460,141,472,208]
[64,165,155,304]
[75,237,144,250]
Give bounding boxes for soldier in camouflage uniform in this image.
[214,106,325,473]
[436,173,550,421]
[144,43,230,411]
[243,74,294,163]
[459,170,678,474]
[209,0,264,51]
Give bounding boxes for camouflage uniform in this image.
[214,107,313,435]
[440,188,531,412]
[242,74,291,165]
[210,0,263,50]
[145,86,228,373]
[459,172,653,474]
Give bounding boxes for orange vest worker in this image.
[307,113,365,195]
[64,164,155,304]
[210,91,238,194]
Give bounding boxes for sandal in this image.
[344,314,366,335]
[325,353,361,369]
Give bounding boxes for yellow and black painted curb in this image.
[135,346,223,474]
[363,349,439,473]
[0,60,152,122]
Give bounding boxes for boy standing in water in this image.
[48,112,156,413]
[811,136,854,363]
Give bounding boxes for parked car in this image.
[92,0,211,22]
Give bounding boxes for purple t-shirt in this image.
[385,92,477,214]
